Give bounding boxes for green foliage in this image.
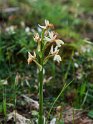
[0,30,35,78]
[0,0,93,122]
[88,110,93,119]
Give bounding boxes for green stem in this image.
[38,67,44,124]
[38,30,45,124]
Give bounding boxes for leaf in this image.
[0,104,3,113]
[21,94,39,110]
[57,120,64,124]
[88,110,93,119]
[38,51,42,58]
[17,47,27,54]
[7,111,31,124]
[80,82,86,97]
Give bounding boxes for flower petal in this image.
[49,32,54,39]
[45,20,49,26]
[45,37,51,42]
[50,45,54,54]
[55,39,64,47]
[38,24,46,29]
[28,52,32,58]
[53,55,62,63]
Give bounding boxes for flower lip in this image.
[55,39,64,47]
[27,52,36,64]
[53,54,62,63]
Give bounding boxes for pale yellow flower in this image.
[45,31,57,42]
[34,33,41,52]
[53,54,62,63]
[34,33,41,42]
[38,20,54,29]
[45,31,64,47]
[55,39,64,47]
[27,52,36,64]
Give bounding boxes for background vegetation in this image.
[0,0,93,123]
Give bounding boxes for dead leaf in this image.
[7,110,31,124]
[21,94,39,110]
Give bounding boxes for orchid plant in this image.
[27,20,64,124]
